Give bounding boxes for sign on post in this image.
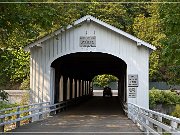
[79,36,96,47]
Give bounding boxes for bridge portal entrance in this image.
[25,15,155,109]
[51,52,127,104]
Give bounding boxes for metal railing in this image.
[0,95,90,132]
[128,103,180,135]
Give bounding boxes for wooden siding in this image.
[30,21,150,108]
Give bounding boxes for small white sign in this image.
[128,87,136,98]
[128,74,138,87]
[79,36,96,47]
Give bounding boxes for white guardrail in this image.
[128,103,180,135]
[0,95,89,132]
[0,100,73,132]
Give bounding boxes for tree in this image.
[159,2,180,84]
[1,1,179,89]
[0,3,81,88]
[93,74,118,87]
[132,3,166,82]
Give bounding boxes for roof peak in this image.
[25,15,156,51]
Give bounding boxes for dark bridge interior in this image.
[51,52,127,104]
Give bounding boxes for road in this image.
[10,96,142,135]
[93,90,118,96]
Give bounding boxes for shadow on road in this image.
[65,96,124,115]
[11,96,142,134]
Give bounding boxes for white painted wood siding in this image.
[30,21,150,108]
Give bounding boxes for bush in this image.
[0,90,9,101]
[171,104,180,118]
[149,88,180,108]
[20,77,30,90]
[0,101,17,110]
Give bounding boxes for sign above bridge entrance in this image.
[79,36,96,47]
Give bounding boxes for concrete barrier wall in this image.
[4,90,30,104]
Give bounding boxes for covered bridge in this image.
[25,15,156,109]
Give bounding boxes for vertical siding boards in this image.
[69,28,74,51]
[53,36,58,57]
[41,43,46,102]
[34,48,39,103]
[66,30,71,52]
[49,38,54,59]
[39,47,43,103]
[30,49,35,103]
[32,49,36,103]
[29,20,151,108]
[57,33,62,54]
[73,26,79,52]
[44,41,50,102]
[61,31,65,53]
[137,47,149,108]
[50,67,55,104]
[30,49,33,104]
[37,48,41,103]
[72,28,75,50]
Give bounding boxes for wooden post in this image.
[157,116,162,134]
[145,111,150,135]
[29,105,33,123]
[145,119,150,135]
[148,113,154,131]
[0,111,5,132]
[39,103,43,120]
[139,109,145,131]
[171,121,178,135]
[16,107,20,128]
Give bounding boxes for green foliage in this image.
[133,4,166,82]
[149,88,180,108]
[0,48,30,87]
[158,2,180,84]
[0,90,9,101]
[0,101,17,110]
[20,77,30,90]
[0,2,180,88]
[171,104,180,118]
[93,74,118,87]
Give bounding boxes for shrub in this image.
[0,101,17,110]
[20,76,30,90]
[171,104,180,118]
[0,90,9,101]
[149,88,180,108]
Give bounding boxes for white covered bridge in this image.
[0,15,179,134]
[26,15,155,108]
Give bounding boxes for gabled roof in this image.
[24,15,156,51]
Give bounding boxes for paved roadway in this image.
[93,90,118,96]
[10,95,142,135]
